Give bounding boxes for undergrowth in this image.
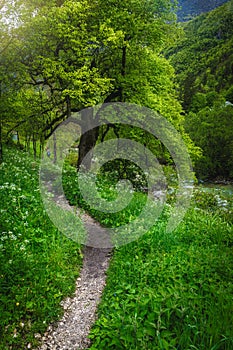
[0,148,82,349]
[87,209,233,350]
[1,149,232,349]
[62,164,233,349]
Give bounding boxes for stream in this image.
[198,183,233,198]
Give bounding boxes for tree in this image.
[167,0,233,112]
[10,3,179,148]
[185,103,233,179]
[0,22,19,160]
[1,0,198,171]
[166,1,233,178]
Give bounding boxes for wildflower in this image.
[9,233,17,240]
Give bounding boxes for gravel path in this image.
[37,183,112,349]
[38,246,111,350]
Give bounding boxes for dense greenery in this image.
[1,147,232,349]
[167,0,233,179]
[88,207,233,349]
[177,0,229,21]
[0,1,233,349]
[61,161,233,350]
[0,148,82,349]
[0,0,196,169]
[0,1,232,178]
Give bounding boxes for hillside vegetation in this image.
[168,0,233,179]
[0,1,233,349]
[177,0,229,21]
[0,148,82,349]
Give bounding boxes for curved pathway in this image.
[38,246,111,350]
[37,184,112,349]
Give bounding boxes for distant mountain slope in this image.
[168,0,233,110]
[167,0,233,179]
[177,0,229,21]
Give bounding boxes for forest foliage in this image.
[0,0,200,170]
[177,0,229,21]
[0,0,232,179]
[167,0,233,179]
[1,0,232,180]
[0,1,233,349]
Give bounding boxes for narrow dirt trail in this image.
[37,185,113,349]
[38,246,111,350]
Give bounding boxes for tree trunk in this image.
[40,134,44,158]
[53,132,57,164]
[77,109,99,171]
[77,128,99,171]
[32,133,37,159]
[120,44,127,101]
[17,131,20,147]
[26,134,31,154]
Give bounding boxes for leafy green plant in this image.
[87,206,233,349]
[0,147,82,349]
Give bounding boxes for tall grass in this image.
[88,208,233,349]
[1,149,232,349]
[62,163,233,349]
[0,148,82,349]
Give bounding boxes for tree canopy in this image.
[4,0,232,179]
[0,0,199,169]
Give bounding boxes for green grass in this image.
[1,149,232,349]
[87,209,233,349]
[62,164,233,349]
[0,148,82,349]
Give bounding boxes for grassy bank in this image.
[62,164,233,349]
[1,149,232,349]
[88,208,233,349]
[0,148,82,349]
